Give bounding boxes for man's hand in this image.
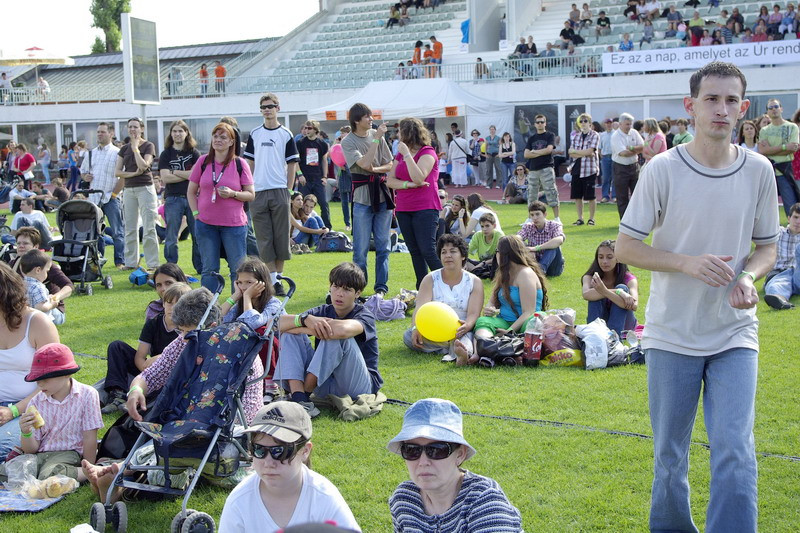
[297,175,306,187]
[682,254,734,287]
[306,315,334,340]
[0,406,12,424]
[376,122,388,137]
[126,390,147,422]
[787,142,799,153]
[729,276,759,309]
[411,328,425,349]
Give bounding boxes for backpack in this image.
[200,155,244,177]
[316,231,353,252]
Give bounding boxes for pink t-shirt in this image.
[394,145,442,212]
[188,154,253,227]
[30,379,103,455]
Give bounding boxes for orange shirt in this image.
[214,65,226,79]
[412,47,421,64]
[433,41,443,59]
[199,68,208,84]
[423,50,433,62]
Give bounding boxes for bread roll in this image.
[26,405,45,429]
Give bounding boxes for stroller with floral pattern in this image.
[88,274,295,533]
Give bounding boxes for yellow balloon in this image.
[416,301,460,343]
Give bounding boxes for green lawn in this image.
[3,198,799,532]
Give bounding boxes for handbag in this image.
[476,333,524,367]
[454,139,475,165]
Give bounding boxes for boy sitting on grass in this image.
[20,249,65,325]
[468,212,503,263]
[0,343,103,482]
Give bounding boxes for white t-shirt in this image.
[243,124,300,192]
[219,465,361,533]
[470,206,502,234]
[611,128,644,165]
[619,145,779,356]
[11,210,49,231]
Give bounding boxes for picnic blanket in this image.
[0,488,64,512]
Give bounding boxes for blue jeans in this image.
[195,220,247,291]
[0,406,23,463]
[764,240,800,299]
[163,196,202,274]
[587,283,637,335]
[501,161,516,190]
[100,198,125,266]
[537,247,565,277]
[396,209,443,289]
[352,201,391,293]
[300,180,331,229]
[600,154,615,200]
[295,216,325,246]
[775,173,799,218]
[647,347,758,533]
[41,164,51,184]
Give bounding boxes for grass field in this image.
[3,198,799,532]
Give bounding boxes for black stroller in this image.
[49,189,112,294]
[89,274,295,533]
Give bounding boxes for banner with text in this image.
[602,41,800,74]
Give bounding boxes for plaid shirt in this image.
[774,225,800,271]
[517,220,565,256]
[24,276,50,309]
[570,129,600,177]
[80,143,120,205]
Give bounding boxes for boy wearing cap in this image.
[219,401,360,532]
[0,343,102,482]
[275,262,382,418]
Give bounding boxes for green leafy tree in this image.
[90,0,131,53]
[91,36,106,55]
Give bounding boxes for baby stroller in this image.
[89,274,295,533]
[49,189,112,294]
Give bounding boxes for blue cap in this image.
[387,398,476,460]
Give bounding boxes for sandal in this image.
[588,219,596,225]
[572,219,585,226]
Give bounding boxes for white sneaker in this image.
[553,217,561,224]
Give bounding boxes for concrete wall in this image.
[506,0,542,44]
[468,0,503,53]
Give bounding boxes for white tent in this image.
[307,78,513,137]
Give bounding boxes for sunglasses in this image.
[250,442,299,462]
[535,121,546,124]
[400,441,457,461]
[260,104,279,110]
[767,104,781,110]
[580,119,590,123]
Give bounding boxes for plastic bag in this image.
[536,308,584,367]
[1,454,37,493]
[576,318,611,370]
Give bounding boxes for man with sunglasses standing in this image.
[296,120,331,229]
[524,114,561,222]
[758,98,800,218]
[616,62,779,533]
[244,94,299,297]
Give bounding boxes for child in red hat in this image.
[0,343,103,483]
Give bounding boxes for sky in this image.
[1,0,320,58]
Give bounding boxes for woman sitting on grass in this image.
[219,401,360,532]
[290,192,328,247]
[464,235,547,366]
[145,263,190,320]
[440,194,470,238]
[220,256,284,330]
[581,239,638,336]
[502,164,529,205]
[404,234,484,364]
[388,398,522,532]
[463,193,502,241]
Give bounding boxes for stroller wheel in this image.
[86,285,94,296]
[104,275,114,290]
[171,509,196,533]
[112,501,128,533]
[181,511,215,533]
[90,502,107,532]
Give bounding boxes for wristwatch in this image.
[299,312,310,327]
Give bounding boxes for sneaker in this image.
[441,352,457,362]
[300,244,312,254]
[273,282,287,297]
[298,400,321,418]
[764,294,795,310]
[101,390,127,415]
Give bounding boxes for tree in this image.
[91,37,106,55]
[90,0,131,53]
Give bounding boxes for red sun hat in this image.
[25,343,81,382]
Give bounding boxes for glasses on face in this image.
[251,442,298,461]
[260,104,278,110]
[535,121,545,124]
[400,441,456,461]
[580,119,590,123]
[767,104,781,110]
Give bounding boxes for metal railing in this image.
[0,83,123,105]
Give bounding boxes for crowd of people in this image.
[0,60,799,531]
